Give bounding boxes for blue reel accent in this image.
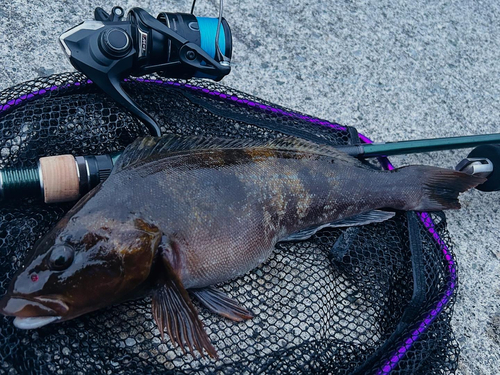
[196,17,226,60]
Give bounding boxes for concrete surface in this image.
[0,0,498,373]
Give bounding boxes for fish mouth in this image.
[0,295,69,329]
[13,316,62,329]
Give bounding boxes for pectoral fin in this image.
[151,254,218,358]
[191,287,253,322]
[281,210,395,241]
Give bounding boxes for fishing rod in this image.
[1,133,499,203]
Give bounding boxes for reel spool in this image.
[59,3,232,137]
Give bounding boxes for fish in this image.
[0,135,485,358]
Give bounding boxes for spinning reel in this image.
[59,2,232,136]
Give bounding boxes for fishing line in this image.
[189,0,227,63]
[215,0,226,63]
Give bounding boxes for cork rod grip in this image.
[39,155,80,203]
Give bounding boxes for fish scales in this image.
[0,135,485,358]
[85,147,431,288]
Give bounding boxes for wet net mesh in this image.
[0,73,459,374]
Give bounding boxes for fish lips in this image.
[0,294,69,329]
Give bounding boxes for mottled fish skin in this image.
[76,145,428,289]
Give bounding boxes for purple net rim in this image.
[376,216,456,374]
[0,78,456,374]
[0,78,367,140]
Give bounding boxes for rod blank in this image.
[338,133,500,158]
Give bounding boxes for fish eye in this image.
[48,245,75,271]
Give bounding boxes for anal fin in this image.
[281,210,395,242]
[191,287,253,322]
[152,255,218,359]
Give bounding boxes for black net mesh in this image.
[0,73,458,374]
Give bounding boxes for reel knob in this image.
[100,28,131,57]
[467,144,500,192]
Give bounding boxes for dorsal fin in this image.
[113,134,360,172]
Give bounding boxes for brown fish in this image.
[0,135,484,358]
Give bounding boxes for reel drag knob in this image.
[99,28,131,57]
[467,144,500,192]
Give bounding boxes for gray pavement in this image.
[0,0,499,373]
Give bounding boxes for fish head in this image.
[0,208,162,330]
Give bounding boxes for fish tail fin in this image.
[396,166,486,211]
